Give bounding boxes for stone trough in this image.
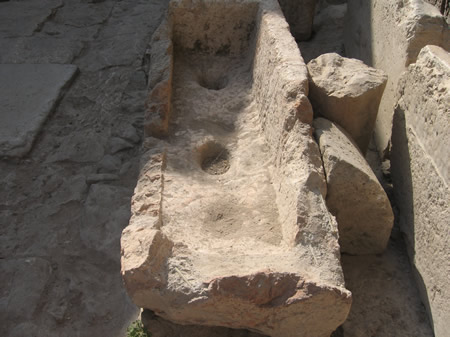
[121,0,352,336]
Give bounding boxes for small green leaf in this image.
[127,320,151,337]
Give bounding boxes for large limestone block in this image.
[313,118,394,254]
[307,53,387,154]
[122,1,352,336]
[345,0,448,159]
[278,0,317,41]
[0,64,78,157]
[395,45,449,183]
[391,45,450,337]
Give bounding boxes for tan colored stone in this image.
[313,117,394,255]
[391,45,450,337]
[345,0,448,159]
[122,1,351,336]
[307,53,387,154]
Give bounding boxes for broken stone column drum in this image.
[121,1,351,336]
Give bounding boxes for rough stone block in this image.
[344,0,448,159]
[313,117,394,254]
[307,53,387,154]
[0,64,78,157]
[391,45,450,337]
[122,1,351,336]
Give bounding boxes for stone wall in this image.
[425,0,449,22]
[344,0,448,160]
[391,45,450,337]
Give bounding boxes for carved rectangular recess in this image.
[121,1,352,336]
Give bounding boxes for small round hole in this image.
[198,73,228,91]
[197,141,230,175]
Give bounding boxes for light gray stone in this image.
[313,117,394,254]
[113,124,141,144]
[0,0,62,38]
[107,137,134,154]
[307,53,387,154]
[345,0,448,159]
[46,131,105,163]
[0,257,52,327]
[52,174,88,204]
[0,37,84,64]
[391,45,450,337]
[82,184,131,259]
[0,64,78,157]
[86,173,119,184]
[98,154,122,172]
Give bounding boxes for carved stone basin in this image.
[121,1,351,336]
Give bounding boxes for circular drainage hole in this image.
[198,142,230,175]
[198,73,229,91]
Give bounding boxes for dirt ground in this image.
[0,0,434,336]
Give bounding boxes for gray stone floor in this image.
[0,0,168,336]
[0,0,434,336]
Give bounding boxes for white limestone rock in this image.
[314,117,394,255]
[307,53,387,154]
[391,45,450,337]
[344,0,448,159]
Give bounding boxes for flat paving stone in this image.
[0,64,78,157]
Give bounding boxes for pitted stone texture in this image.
[307,53,387,154]
[314,118,394,255]
[345,0,448,158]
[278,0,317,41]
[391,45,450,337]
[0,64,78,157]
[122,2,351,336]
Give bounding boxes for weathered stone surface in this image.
[278,0,317,41]
[0,0,169,336]
[0,37,84,64]
[122,1,351,336]
[0,257,52,333]
[313,118,394,254]
[345,0,448,159]
[307,53,387,154]
[0,64,78,157]
[46,131,105,163]
[0,0,62,38]
[391,45,450,337]
[341,243,435,337]
[425,0,449,22]
[82,184,132,260]
[298,3,347,63]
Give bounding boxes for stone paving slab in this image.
[0,64,78,157]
